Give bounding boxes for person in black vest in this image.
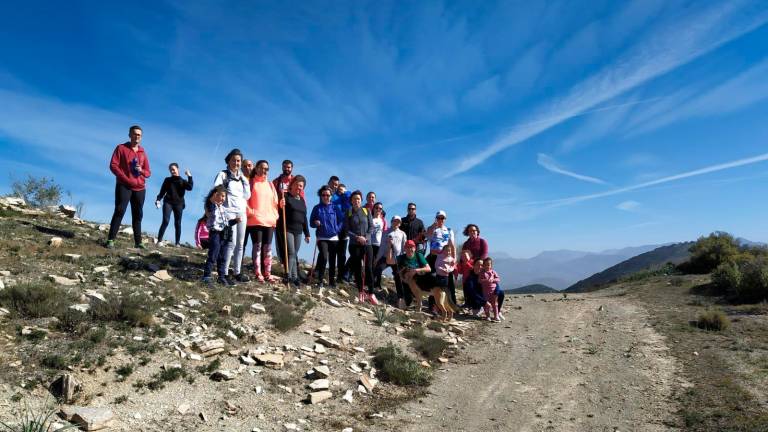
[155,163,193,246]
[277,175,310,286]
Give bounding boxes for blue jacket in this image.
[331,190,351,213]
[310,202,344,239]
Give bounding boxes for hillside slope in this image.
[503,284,559,294]
[564,242,693,293]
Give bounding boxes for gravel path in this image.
[375,294,680,432]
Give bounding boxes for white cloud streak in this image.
[529,151,768,207]
[537,153,607,185]
[616,200,640,211]
[448,1,768,177]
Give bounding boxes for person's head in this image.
[391,215,402,228]
[281,160,293,176]
[372,202,383,217]
[406,202,417,218]
[168,163,179,177]
[435,210,447,227]
[461,249,472,262]
[366,192,376,206]
[350,190,363,208]
[483,257,493,271]
[473,259,484,273]
[205,185,227,207]
[243,160,255,177]
[328,176,340,192]
[318,185,332,204]
[253,160,269,178]
[463,224,480,238]
[289,175,306,196]
[338,184,347,194]
[405,240,417,257]
[128,125,142,146]
[224,149,243,172]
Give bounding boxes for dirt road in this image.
[377,293,681,432]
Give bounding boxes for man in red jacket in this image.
[106,125,151,249]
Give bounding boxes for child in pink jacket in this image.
[479,257,501,322]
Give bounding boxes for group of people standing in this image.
[106,125,505,319]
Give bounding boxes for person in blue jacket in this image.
[309,185,344,288]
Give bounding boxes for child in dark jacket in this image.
[309,185,344,288]
[202,186,240,286]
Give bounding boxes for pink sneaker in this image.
[368,293,379,306]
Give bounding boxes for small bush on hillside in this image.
[712,261,742,294]
[373,343,432,386]
[0,283,70,319]
[694,308,730,331]
[412,335,449,361]
[266,293,314,332]
[90,292,155,327]
[10,174,62,208]
[737,259,768,304]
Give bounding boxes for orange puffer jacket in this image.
[246,176,279,227]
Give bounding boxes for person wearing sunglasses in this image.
[309,185,344,288]
[245,160,279,283]
[401,202,426,253]
[427,210,457,306]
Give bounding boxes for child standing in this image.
[195,215,210,249]
[479,257,501,321]
[202,186,240,286]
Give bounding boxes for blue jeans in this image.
[204,230,227,279]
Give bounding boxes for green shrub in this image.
[373,306,388,326]
[682,232,739,274]
[147,367,186,391]
[115,364,134,380]
[412,335,449,361]
[266,294,314,332]
[712,261,742,295]
[695,309,730,331]
[735,259,768,304]
[0,397,78,431]
[0,283,70,319]
[56,309,88,333]
[41,354,68,370]
[90,292,155,327]
[373,343,432,386]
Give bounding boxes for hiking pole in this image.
[280,190,290,287]
[307,240,318,286]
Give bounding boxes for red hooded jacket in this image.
[110,142,151,191]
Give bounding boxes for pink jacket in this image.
[479,270,500,296]
[246,176,279,227]
[195,219,209,248]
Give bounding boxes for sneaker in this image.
[493,317,501,322]
[397,298,406,309]
[498,313,505,321]
[226,275,238,285]
[135,244,147,250]
[201,276,213,286]
[368,293,379,306]
[216,277,229,285]
[471,308,482,317]
[105,240,115,249]
[235,273,250,283]
[256,274,265,283]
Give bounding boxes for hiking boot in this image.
[226,275,238,285]
[235,273,250,283]
[105,240,115,249]
[216,277,229,285]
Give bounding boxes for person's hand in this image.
[357,236,366,245]
[314,220,321,227]
[136,164,143,175]
[279,198,286,208]
[185,169,191,177]
[155,200,161,209]
[304,236,310,244]
[234,216,242,223]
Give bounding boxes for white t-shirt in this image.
[371,216,385,246]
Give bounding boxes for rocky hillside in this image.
[503,284,559,294]
[0,197,480,432]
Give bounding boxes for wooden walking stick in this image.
[307,240,318,286]
[280,190,290,284]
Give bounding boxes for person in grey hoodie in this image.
[344,190,377,304]
[213,148,251,283]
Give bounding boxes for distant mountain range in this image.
[503,284,559,294]
[492,244,664,290]
[564,242,694,293]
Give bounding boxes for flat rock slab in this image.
[153,269,173,281]
[316,336,341,349]
[308,379,330,390]
[60,406,114,431]
[308,390,333,404]
[48,275,78,286]
[254,354,285,369]
[313,365,330,378]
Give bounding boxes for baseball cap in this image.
[391,215,402,222]
[435,210,447,218]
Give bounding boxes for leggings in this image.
[349,243,374,293]
[108,183,145,246]
[374,257,409,304]
[249,225,274,277]
[203,230,227,278]
[316,240,338,285]
[223,212,247,276]
[157,201,184,244]
[285,231,303,280]
[336,237,348,278]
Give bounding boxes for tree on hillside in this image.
[682,231,739,274]
[11,174,62,208]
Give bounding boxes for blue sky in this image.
[1,0,768,258]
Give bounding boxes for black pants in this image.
[158,201,184,244]
[349,243,374,293]
[370,245,381,287]
[108,183,145,246]
[374,258,410,304]
[336,237,348,278]
[316,240,338,285]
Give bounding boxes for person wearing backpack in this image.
[213,148,251,283]
[344,190,378,305]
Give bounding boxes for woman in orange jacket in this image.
[246,160,279,282]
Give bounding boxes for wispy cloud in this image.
[529,151,768,207]
[616,200,641,212]
[537,153,607,185]
[448,1,768,177]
